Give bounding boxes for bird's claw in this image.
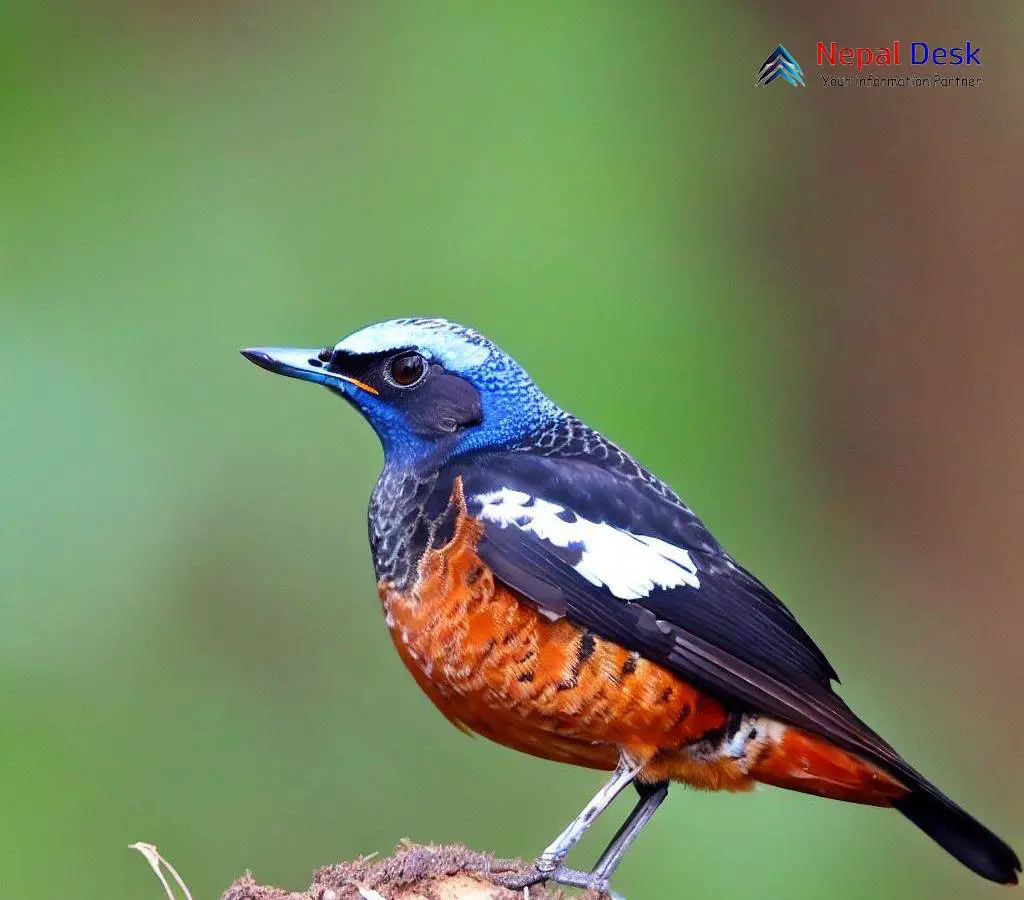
[545,865,616,897]
[490,866,544,890]
[490,862,619,898]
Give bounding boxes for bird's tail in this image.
[753,726,1020,885]
[891,780,1020,886]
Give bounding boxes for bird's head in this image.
[242,318,562,465]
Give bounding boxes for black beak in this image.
[240,346,379,395]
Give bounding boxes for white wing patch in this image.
[474,488,700,601]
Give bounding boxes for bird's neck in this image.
[369,459,444,588]
[369,405,567,588]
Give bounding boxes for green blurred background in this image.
[2,3,1020,899]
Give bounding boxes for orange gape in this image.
[380,481,906,805]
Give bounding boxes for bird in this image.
[241,318,1019,894]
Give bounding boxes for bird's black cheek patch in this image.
[402,367,483,437]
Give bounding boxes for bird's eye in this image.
[317,346,333,363]
[389,352,426,387]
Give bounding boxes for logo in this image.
[755,44,805,87]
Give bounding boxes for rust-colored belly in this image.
[378,484,729,776]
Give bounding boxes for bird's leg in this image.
[523,780,668,896]
[493,755,640,892]
[591,780,669,881]
[535,755,641,874]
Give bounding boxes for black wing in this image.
[446,449,899,767]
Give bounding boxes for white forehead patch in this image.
[335,319,492,371]
[474,488,701,601]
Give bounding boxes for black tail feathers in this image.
[892,780,1020,885]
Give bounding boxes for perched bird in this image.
[242,318,1019,893]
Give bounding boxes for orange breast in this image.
[379,479,729,777]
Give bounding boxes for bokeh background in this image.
[2,3,1020,899]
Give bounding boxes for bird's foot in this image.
[545,864,620,898]
[491,862,621,898]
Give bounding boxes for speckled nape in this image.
[517,415,695,514]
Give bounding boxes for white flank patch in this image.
[335,319,492,370]
[475,488,700,600]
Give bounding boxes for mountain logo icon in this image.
[755,44,805,87]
